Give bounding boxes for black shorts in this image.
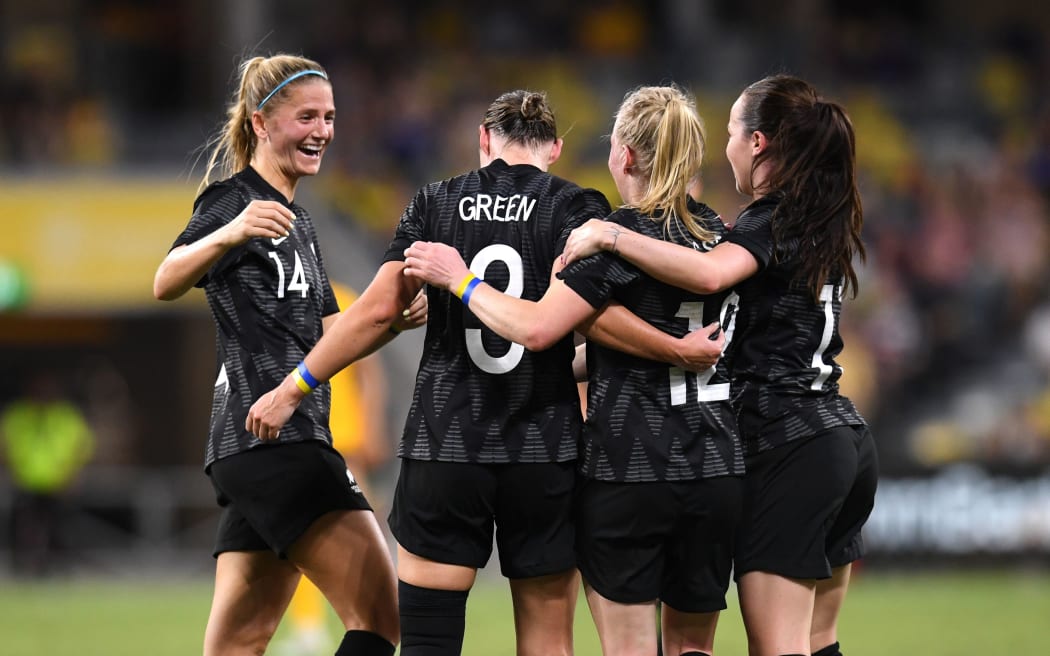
[388,458,576,579]
[575,476,743,613]
[734,425,878,580]
[208,440,372,558]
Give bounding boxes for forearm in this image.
[304,265,415,382]
[464,283,557,350]
[153,232,234,300]
[304,309,395,382]
[578,303,682,365]
[607,228,726,295]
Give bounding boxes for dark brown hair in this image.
[481,90,558,147]
[739,74,865,300]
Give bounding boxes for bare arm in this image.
[246,261,422,439]
[578,303,724,373]
[571,343,587,382]
[153,200,295,300]
[561,219,759,294]
[403,240,594,350]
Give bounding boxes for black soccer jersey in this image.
[172,167,340,468]
[558,203,745,483]
[382,159,611,464]
[723,195,866,456]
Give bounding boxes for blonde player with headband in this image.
[154,54,423,656]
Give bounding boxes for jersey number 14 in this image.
[267,250,310,299]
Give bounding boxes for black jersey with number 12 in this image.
[558,202,746,483]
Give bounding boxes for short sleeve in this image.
[724,199,776,270]
[553,188,611,255]
[382,185,430,264]
[169,181,248,287]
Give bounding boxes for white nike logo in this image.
[272,236,288,246]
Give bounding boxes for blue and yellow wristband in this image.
[290,360,321,395]
[454,273,482,306]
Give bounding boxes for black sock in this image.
[812,642,842,656]
[334,630,395,656]
[398,579,469,655]
[678,652,711,656]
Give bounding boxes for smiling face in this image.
[252,78,335,190]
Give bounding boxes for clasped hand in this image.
[403,241,469,290]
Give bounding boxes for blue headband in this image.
[256,70,328,110]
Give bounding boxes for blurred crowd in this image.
[3,0,1050,472]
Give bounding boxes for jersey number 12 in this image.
[669,294,738,406]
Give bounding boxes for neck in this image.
[485,142,549,171]
[250,158,297,201]
[619,172,648,206]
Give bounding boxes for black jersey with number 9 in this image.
[383,159,611,464]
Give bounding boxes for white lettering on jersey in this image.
[809,284,838,390]
[458,194,537,222]
[464,244,525,374]
[669,299,734,406]
[215,364,229,400]
[268,250,310,299]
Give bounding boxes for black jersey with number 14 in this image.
[172,167,339,468]
[383,159,611,464]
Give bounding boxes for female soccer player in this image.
[404,85,744,656]
[247,88,723,655]
[560,74,879,656]
[154,54,406,656]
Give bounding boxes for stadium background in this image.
[1,0,1049,652]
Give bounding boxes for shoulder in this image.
[548,177,610,213]
[192,175,252,216]
[192,179,233,212]
[734,195,779,228]
[608,207,646,229]
[688,199,724,225]
[414,174,466,205]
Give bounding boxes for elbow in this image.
[372,297,405,330]
[153,280,176,301]
[153,272,186,301]
[153,263,183,301]
[519,324,560,351]
[693,280,723,296]
[691,272,728,296]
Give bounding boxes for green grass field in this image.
[2,570,1048,655]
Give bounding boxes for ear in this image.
[479,125,491,157]
[752,130,768,155]
[621,144,636,173]
[548,138,563,166]
[251,111,268,141]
